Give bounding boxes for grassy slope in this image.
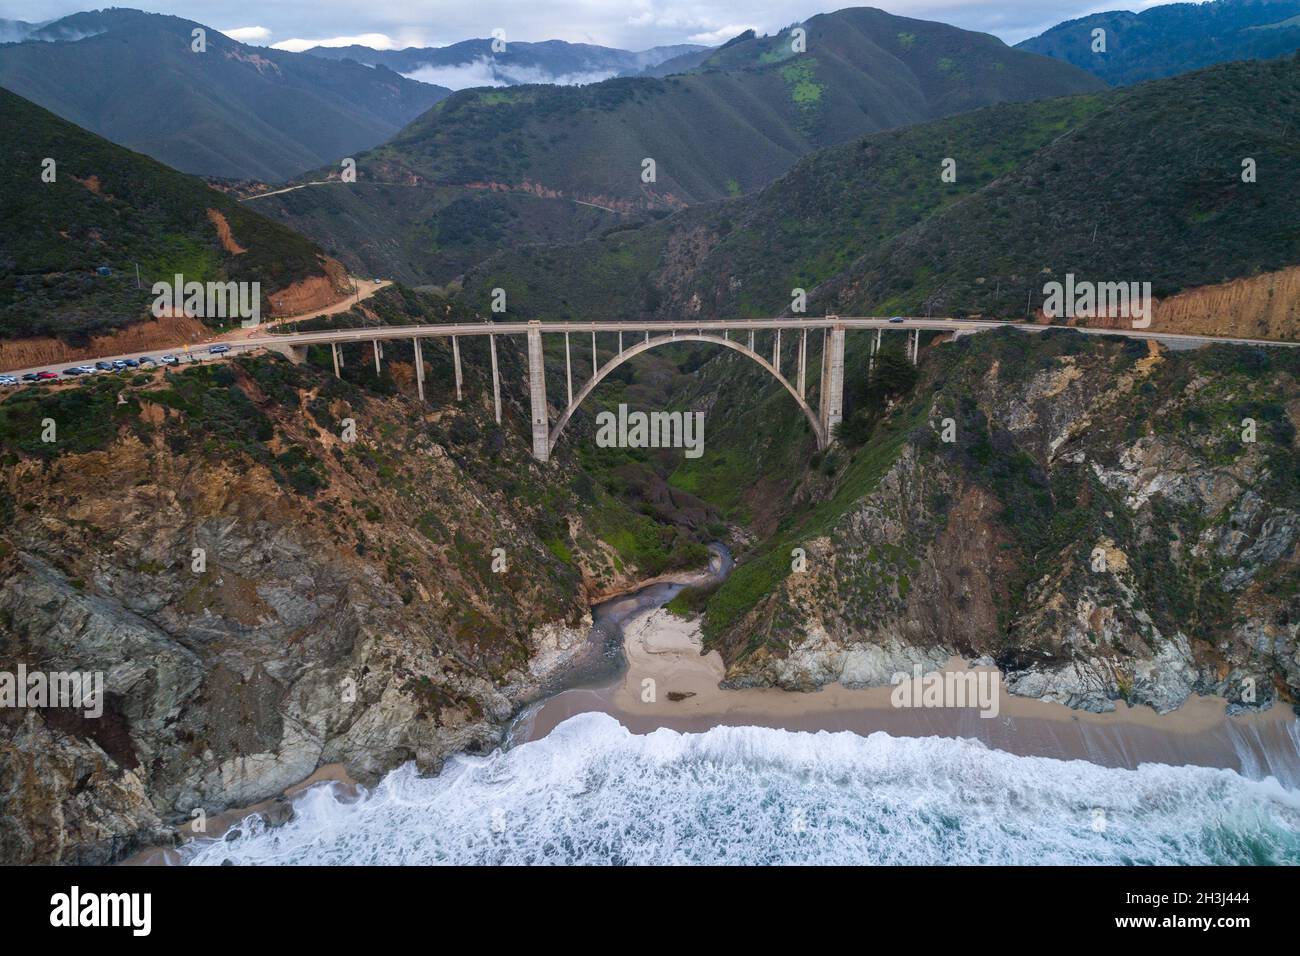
[0,88,331,339]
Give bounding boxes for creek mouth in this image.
[513,547,1300,787]
[508,542,734,740]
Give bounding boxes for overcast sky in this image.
[6,0,1170,48]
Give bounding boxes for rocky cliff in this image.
[0,339,702,863]
[703,330,1300,717]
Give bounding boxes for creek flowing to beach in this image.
[184,545,1300,865]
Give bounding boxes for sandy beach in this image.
[520,602,1300,785]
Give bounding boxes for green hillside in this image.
[1018,0,1300,85]
[824,55,1300,319]
[378,7,1100,206]
[258,6,1101,284]
[460,54,1300,327]
[0,88,334,340]
[245,182,624,287]
[0,9,449,182]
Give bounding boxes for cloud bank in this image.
[271,32,403,53]
[401,56,619,90]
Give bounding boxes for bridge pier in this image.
[489,331,501,424]
[412,337,424,402]
[564,332,573,406]
[819,323,845,439]
[452,335,463,401]
[331,343,341,377]
[773,330,781,374]
[373,340,381,375]
[526,322,549,462]
[909,329,919,365]
[798,330,807,398]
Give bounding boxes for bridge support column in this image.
[331,343,341,377]
[526,323,549,462]
[452,335,463,401]
[564,332,573,406]
[773,330,781,374]
[591,330,597,377]
[748,329,755,351]
[618,331,623,355]
[373,340,381,375]
[489,332,501,424]
[798,330,807,398]
[910,329,919,365]
[819,324,845,442]
[412,337,424,402]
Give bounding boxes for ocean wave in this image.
[188,713,1300,865]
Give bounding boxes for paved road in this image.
[0,278,391,381]
[2,317,1295,382]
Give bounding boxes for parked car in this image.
[0,375,16,386]
[209,344,231,355]
[112,359,128,370]
[63,367,84,376]
[138,356,155,365]
[95,361,114,371]
[36,371,58,380]
[161,355,179,365]
[21,372,39,382]
[123,358,139,368]
[888,316,905,324]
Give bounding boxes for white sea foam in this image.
[188,713,1300,865]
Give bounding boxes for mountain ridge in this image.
[0,8,451,181]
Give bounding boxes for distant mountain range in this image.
[1018,0,1300,84]
[256,6,1103,284]
[303,39,708,89]
[0,9,450,181]
[0,87,339,340]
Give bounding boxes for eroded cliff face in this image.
[0,351,667,863]
[709,331,1300,717]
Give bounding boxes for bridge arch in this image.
[547,333,827,456]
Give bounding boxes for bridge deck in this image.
[235,318,1298,352]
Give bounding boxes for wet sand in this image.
[519,601,1300,787]
[123,763,360,866]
